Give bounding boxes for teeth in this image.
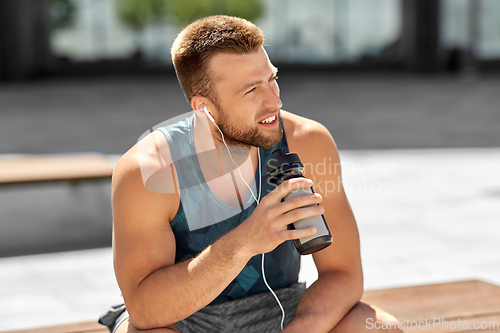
[260,115,276,124]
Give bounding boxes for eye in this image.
[246,87,256,94]
[271,75,278,81]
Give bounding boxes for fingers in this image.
[265,177,314,203]
[274,203,324,243]
[279,203,324,227]
[278,191,322,215]
[280,225,317,242]
[241,177,325,254]
[260,177,324,230]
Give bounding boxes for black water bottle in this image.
[266,149,333,255]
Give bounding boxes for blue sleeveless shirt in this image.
[157,115,300,305]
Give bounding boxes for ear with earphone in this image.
[203,105,215,123]
[199,103,286,329]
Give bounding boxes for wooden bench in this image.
[0,153,114,186]
[4,279,500,333]
[362,279,500,332]
[0,152,115,255]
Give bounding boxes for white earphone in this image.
[200,104,286,330]
[203,105,215,123]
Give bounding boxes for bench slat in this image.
[419,313,500,333]
[0,154,114,185]
[362,279,500,332]
[2,321,107,333]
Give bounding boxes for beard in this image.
[216,108,283,149]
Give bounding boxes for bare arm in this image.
[281,113,363,332]
[113,133,323,330]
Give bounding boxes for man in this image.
[99,15,403,333]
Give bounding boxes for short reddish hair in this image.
[171,15,264,104]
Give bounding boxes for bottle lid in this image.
[266,149,303,184]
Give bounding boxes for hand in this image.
[233,177,323,258]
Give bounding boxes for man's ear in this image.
[191,95,207,111]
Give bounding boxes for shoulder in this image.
[112,131,179,221]
[114,130,175,187]
[112,145,142,194]
[281,110,338,164]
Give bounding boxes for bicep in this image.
[291,122,362,276]
[112,148,180,303]
[312,179,361,276]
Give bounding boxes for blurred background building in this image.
[1,0,500,81]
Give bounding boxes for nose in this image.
[263,82,282,111]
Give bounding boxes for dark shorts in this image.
[98,282,307,333]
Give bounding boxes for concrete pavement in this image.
[1,73,500,155]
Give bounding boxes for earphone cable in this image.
[209,113,286,331]
[211,120,260,203]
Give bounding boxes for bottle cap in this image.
[266,149,304,184]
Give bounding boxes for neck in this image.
[193,114,260,176]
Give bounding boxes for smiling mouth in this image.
[259,115,277,124]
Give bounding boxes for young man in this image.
[99,15,403,333]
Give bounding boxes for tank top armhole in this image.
[279,115,290,154]
[154,127,182,225]
[156,127,172,147]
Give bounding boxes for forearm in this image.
[283,269,363,333]
[127,230,251,329]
